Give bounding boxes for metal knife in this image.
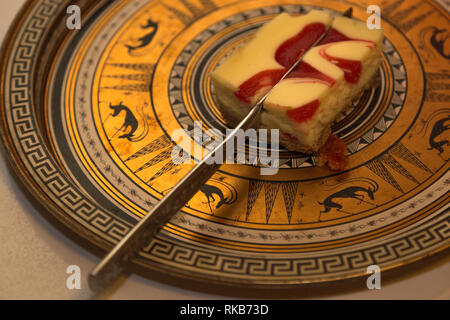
[88,7,353,292]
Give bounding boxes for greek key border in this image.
[142,215,449,278]
[5,0,132,242]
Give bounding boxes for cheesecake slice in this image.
[211,10,384,170]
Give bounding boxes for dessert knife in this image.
[88,7,353,292]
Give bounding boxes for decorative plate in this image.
[1,0,449,287]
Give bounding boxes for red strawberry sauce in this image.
[232,23,375,170]
[275,22,327,68]
[319,134,349,171]
[234,23,370,115]
[285,100,320,123]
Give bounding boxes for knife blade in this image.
[88,7,353,292]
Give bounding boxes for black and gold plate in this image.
[1,0,449,287]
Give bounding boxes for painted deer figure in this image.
[109,102,138,141]
[419,27,450,62]
[125,19,158,54]
[430,28,450,60]
[318,179,379,221]
[200,184,228,213]
[428,116,450,155]
[200,181,237,214]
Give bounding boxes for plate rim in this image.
[0,0,449,288]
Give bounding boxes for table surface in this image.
[0,0,449,300]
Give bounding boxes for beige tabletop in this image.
[0,0,449,300]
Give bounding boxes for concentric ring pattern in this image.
[0,0,448,286]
